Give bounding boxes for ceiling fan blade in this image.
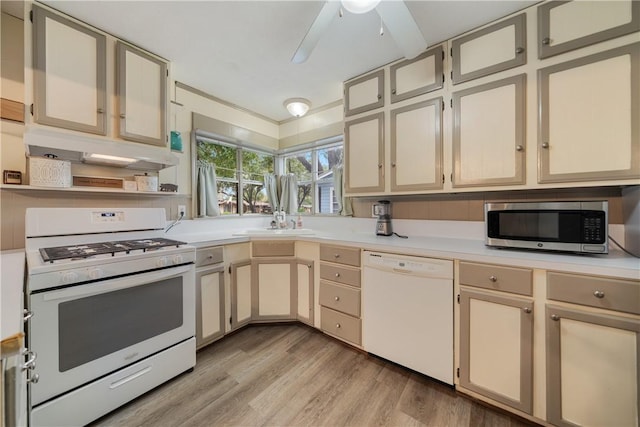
[375,1,426,60]
[291,1,341,64]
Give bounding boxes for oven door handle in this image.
[42,264,193,301]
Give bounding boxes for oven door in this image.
[28,264,195,406]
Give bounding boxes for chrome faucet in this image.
[290,219,296,229]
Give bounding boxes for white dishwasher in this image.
[363,251,454,385]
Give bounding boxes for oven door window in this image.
[58,277,183,372]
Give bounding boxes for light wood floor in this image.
[91,324,535,427]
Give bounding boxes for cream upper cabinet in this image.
[390,98,443,191]
[452,74,526,187]
[452,14,526,84]
[459,289,534,415]
[538,0,640,59]
[32,5,107,135]
[116,42,167,146]
[538,43,639,183]
[344,112,384,193]
[344,70,384,117]
[390,46,444,103]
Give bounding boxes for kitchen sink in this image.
[233,228,315,236]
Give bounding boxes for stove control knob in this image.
[172,254,183,265]
[61,271,79,284]
[157,257,169,268]
[88,268,104,280]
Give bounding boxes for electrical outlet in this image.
[178,205,186,217]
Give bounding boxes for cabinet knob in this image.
[542,142,549,149]
[307,264,312,268]
[334,253,340,258]
[28,373,40,384]
[97,108,104,114]
[593,290,605,299]
[551,314,560,321]
[378,163,383,169]
[23,309,34,322]
[515,145,524,152]
[120,114,126,119]
[542,37,551,45]
[377,94,382,100]
[336,323,341,329]
[391,89,397,95]
[334,296,340,302]
[489,275,497,282]
[335,273,341,278]
[515,47,525,54]
[523,307,532,314]
[391,162,396,167]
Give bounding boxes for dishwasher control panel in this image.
[364,251,452,279]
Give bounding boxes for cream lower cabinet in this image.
[195,246,225,349]
[296,259,314,326]
[459,288,534,414]
[226,243,252,332]
[252,260,296,320]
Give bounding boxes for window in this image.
[197,138,274,215]
[284,142,343,214]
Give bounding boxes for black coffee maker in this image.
[372,200,392,236]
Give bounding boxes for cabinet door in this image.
[390,46,444,103]
[459,288,534,414]
[546,305,639,427]
[117,42,167,146]
[452,74,526,187]
[452,14,526,84]
[344,112,384,193]
[296,259,314,326]
[391,98,443,191]
[538,44,640,183]
[538,0,640,59]
[344,70,384,116]
[32,5,107,135]
[252,260,295,320]
[195,267,224,348]
[230,260,252,330]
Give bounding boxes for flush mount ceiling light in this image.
[341,0,381,15]
[284,98,311,117]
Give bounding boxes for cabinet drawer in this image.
[196,246,224,267]
[459,262,532,296]
[321,307,361,346]
[320,263,361,287]
[252,241,295,257]
[547,272,640,315]
[319,245,360,267]
[319,281,361,317]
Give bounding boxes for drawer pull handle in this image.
[336,323,341,329]
[523,307,531,314]
[551,314,560,321]
[334,254,340,258]
[22,351,37,371]
[489,275,497,282]
[593,290,605,299]
[334,296,340,302]
[335,273,341,278]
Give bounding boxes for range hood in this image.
[24,126,179,171]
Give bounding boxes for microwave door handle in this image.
[42,264,192,302]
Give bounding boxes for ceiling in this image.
[38,0,537,122]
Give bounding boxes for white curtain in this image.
[263,173,279,213]
[196,160,221,217]
[279,173,299,215]
[333,165,353,216]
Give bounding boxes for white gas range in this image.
[24,208,196,427]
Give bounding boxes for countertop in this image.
[171,227,640,280]
[1,249,25,341]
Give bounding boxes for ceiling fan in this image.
[291,0,427,64]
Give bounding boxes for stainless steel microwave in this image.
[485,201,608,254]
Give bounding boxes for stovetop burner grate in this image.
[39,238,187,263]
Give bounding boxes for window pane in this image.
[243,183,270,214]
[198,142,237,179]
[243,150,274,183]
[317,180,337,214]
[296,183,313,214]
[317,146,343,180]
[286,152,313,182]
[217,181,238,214]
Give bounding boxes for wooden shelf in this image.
[0,184,186,196]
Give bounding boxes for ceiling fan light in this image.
[341,0,381,15]
[284,98,311,117]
